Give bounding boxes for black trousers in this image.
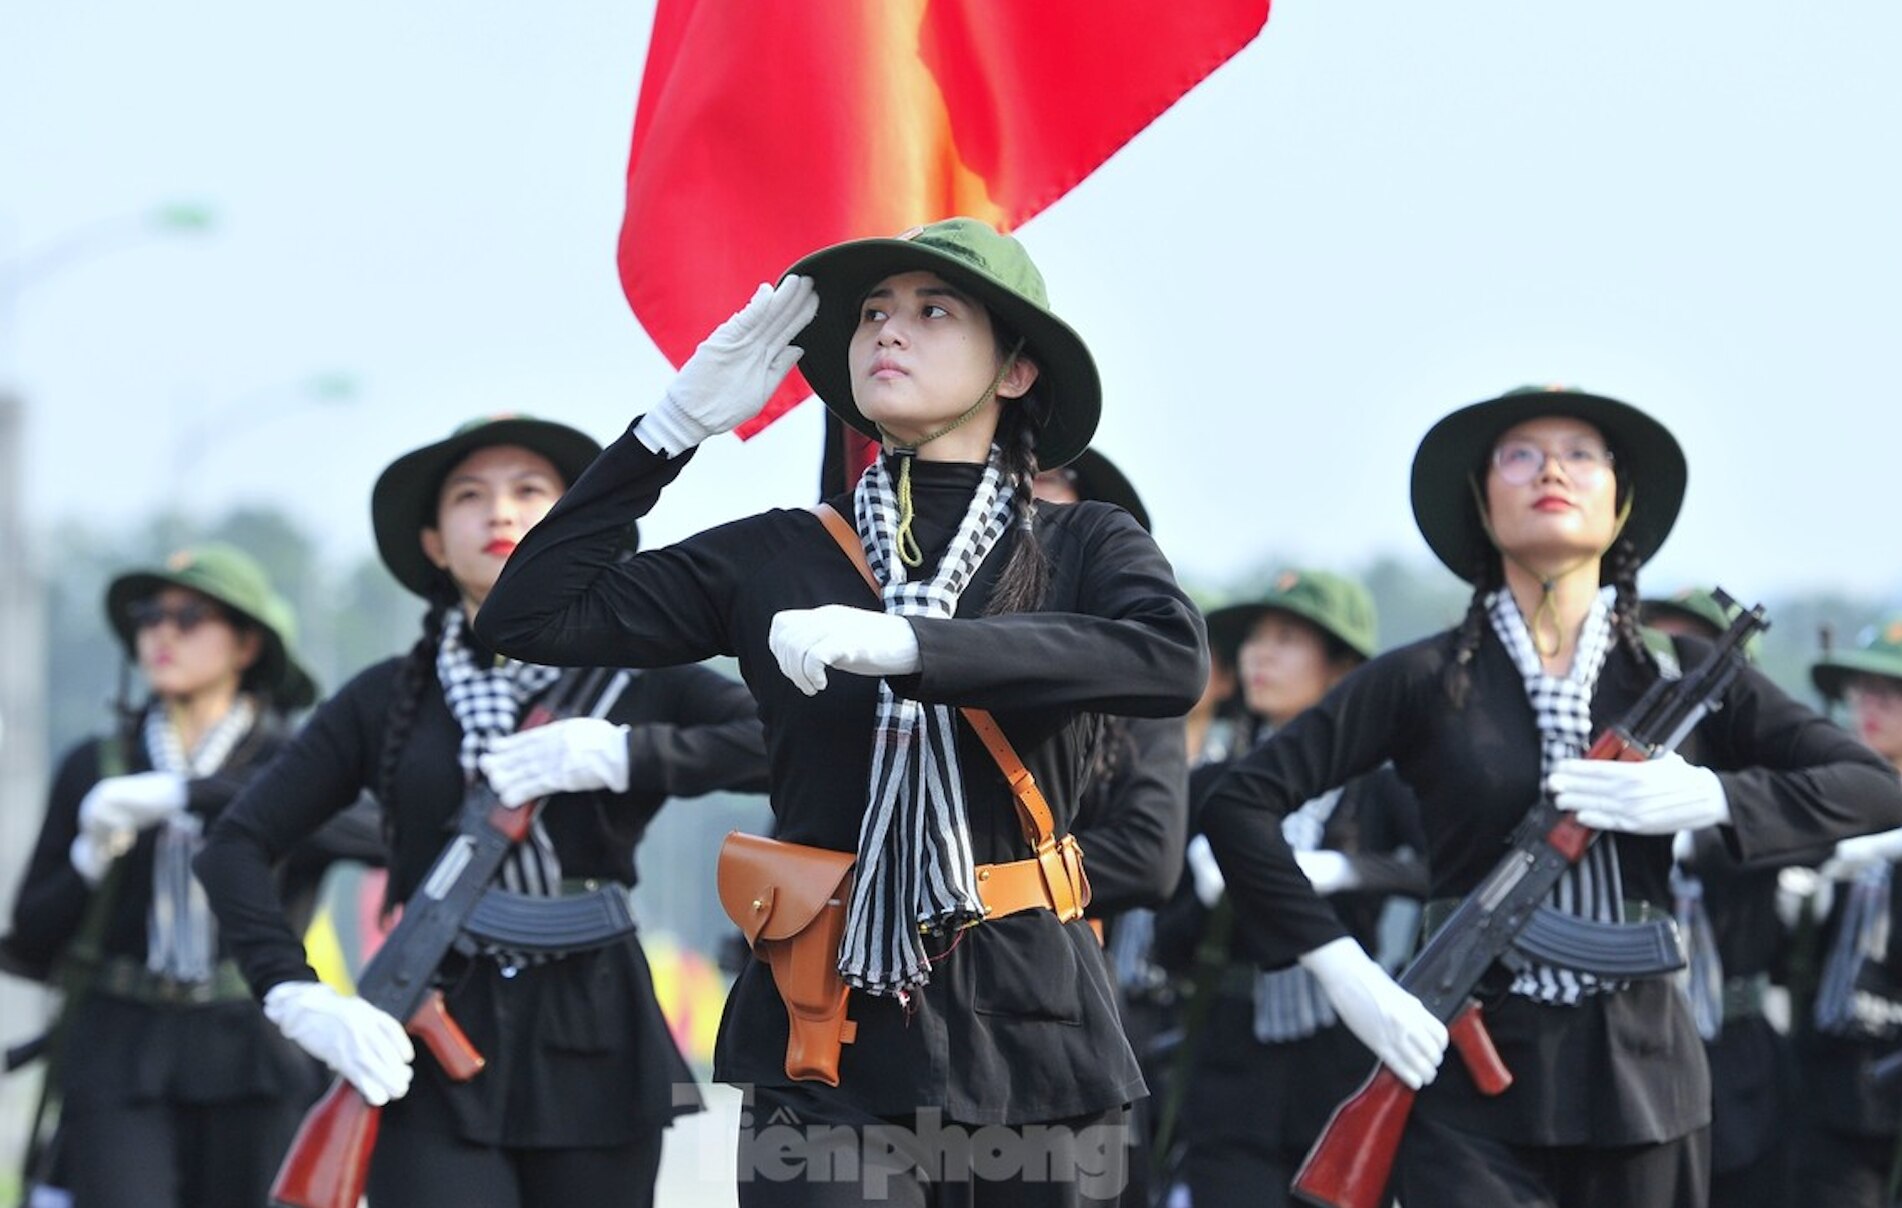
[738,1083,1132,1207]
[1793,1125,1897,1208]
[366,1122,664,1208]
[1397,1113,1709,1208]
[58,1096,303,1208]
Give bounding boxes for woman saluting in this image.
[1200,386,1902,1208]
[475,218,1206,1204]
[195,415,769,1208]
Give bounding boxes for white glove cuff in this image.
[1297,935,1374,984]
[634,396,707,457]
[603,724,633,793]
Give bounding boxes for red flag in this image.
[619,0,1270,440]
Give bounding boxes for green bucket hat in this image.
[1204,569,1379,664]
[1059,447,1151,532]
[372,414,604,598]
[1641,586,1762,660]
[783,216,1102,469]
[1812,614,1902,701]
[105,543,318,710]
[1410,385,1687,583]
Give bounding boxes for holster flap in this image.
[717,831,855,948]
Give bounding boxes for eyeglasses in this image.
[128,599,221,633]
[1847,678,1902,708]
[1491,440,1615,487]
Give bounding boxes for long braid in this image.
[1603,535,1656,678]
[983,404,1050,617]
[1442,550,1504,709]
[377,596,452,836]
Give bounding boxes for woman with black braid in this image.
[474,217,1211,1206]
[1199,386,1902,1208]
[194,415,769,1208]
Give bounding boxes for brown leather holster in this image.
[716,832,859,1086]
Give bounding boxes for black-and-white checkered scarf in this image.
[1489,585,1625,1004]
[437,609,563,897]
[145,696,257,982]
[839,449,1014,997]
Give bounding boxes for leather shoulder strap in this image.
[810,504,1058,848]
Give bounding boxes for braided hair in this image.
[983,397,1050,618]
[376,592,455,832]
[1441,548,1506,709]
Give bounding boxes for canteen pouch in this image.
[717,831,859,1085]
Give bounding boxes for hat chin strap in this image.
[1468,475,1634,659]
[877,340,1025,568]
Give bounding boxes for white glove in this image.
[1776,864,1831,929]
[78,771,188,838]
[768,605,921,696]
[1300,936,1447,1090]
[264,981,414,1106]
[635,276,820,455]
[1185,834,1227,908]
[69,833,115,885]
[1818,827,1902,882]
[1549,753,1730,835]
[1295,849,1359,896]
[479,718,631,807]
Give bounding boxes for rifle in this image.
[1292,592,1769,1208]
[270,666,614,1208]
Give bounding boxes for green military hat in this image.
[784,216,1102,469]
[1204,568,1379,664]
[105,543,318,710]
[1410,384,1688,583]
[1641,586,1762,661]
[1812,614,1902,701]
[372,414,604,598]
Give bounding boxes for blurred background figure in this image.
[1794,616,1902,1207]
[3,543,333,1208]
[1157,570,1426,1208]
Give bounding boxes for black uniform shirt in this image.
[473,426,1209,1124]
[1200,625,1902,1145]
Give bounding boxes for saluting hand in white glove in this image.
[70,772,190,880]
[1549,752,1729,835]
[635,276,820,455]
[1300,937,1447,1090]
[478,717,631,807]
[264,981,415,1106]
[768,605,921,696]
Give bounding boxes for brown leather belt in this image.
[975,832,1090,923]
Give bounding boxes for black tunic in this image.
[1073,714,1189,919]
[472,426,1209,1125]
[1199,625,1902,1146]
[8,713,322,1111]
[195,651,769,1146]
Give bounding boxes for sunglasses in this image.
[128,599,223,634]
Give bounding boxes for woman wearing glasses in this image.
[1200,386,1902,1208]
[5,544,325,1208]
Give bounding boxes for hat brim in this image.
[783,238,1102,469]
[1410,390,1687,583]
[372,418,606,599]
[105,571,319,710]
[1203,598,1376,664]
[1813,650,1902,700]
[1067,448,1150,532]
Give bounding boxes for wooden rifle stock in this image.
[269,989,484,1208]
[1293,1001,1510,1208]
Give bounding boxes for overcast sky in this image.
[4,0,1898,606]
